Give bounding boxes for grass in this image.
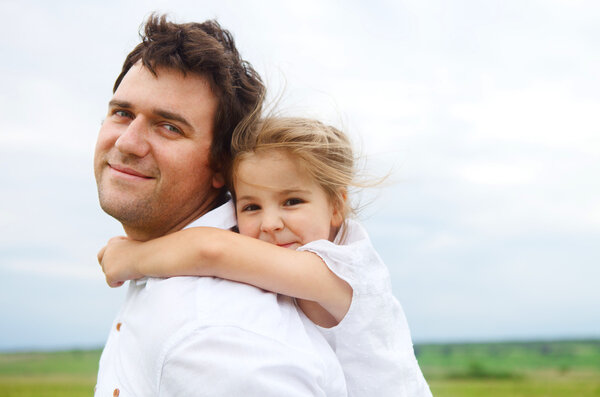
[0,350,100,397]
[1,340,599,396]
[429,376,600,397]
[415,339,600,373]
[418,339,600,397]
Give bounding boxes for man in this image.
[93,15,347,396]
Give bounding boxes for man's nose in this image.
[115,117,151,157]
[260,210,284,233]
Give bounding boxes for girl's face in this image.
[234,150,343,250]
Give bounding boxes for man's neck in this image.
[123,192,228,241]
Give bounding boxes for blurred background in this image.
[1,0,598,352]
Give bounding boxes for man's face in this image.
[94,63,223,240]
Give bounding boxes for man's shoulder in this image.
[133,276,317,348]
[99,276,346,396]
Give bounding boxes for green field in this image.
[419,340,600,397]
[1,340,599,396]
[0,349,99,396]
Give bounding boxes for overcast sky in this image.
[1,0,598,350]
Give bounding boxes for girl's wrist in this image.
[131,241,152,278]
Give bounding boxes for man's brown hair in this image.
[114,13,264,184]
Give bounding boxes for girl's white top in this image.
[298,219,432,397]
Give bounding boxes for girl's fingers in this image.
[108,279,124,288]
[97,245,107,265]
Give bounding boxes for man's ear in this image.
[212,172,225,189]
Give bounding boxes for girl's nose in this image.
[260,210,284,233]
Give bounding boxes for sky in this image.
[0,0,598,351]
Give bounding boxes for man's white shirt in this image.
[94,200,347,396]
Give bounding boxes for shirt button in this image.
[113,388,120,396]
[116,322,122,331]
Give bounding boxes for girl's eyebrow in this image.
[235,195,256,202]
[236,189,311,202]
[280,189,312,195]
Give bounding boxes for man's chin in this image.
[98,195,153,227]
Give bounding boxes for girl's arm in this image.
[98,227,352,325]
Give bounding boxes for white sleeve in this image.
[298,221,432,397]
[158,326,345,397]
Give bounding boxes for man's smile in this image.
[108,162,154,180]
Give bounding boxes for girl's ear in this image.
[331,188,348,228]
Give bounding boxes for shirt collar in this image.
[185,198,237,230]
[133,198,237,287]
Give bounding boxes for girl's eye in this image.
[284,198,304,206]
[241,204,260,212]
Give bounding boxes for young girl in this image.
[98,117,432,396]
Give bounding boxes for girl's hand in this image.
[97,236,144,288]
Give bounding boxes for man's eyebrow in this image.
[108,99,131,108]
[108,100,192,129]
[153,109,192,129]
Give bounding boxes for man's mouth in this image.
[108,163,153,179]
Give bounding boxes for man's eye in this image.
[163,124,183,135]
[242,204,260,212]
[284,198,304,206]
[114,110,132,118]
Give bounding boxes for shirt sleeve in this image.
[298,220,433,397]
[158,325,346,397]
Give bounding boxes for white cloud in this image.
[1,0,599,349]
[456,161,539,186]
[418,232,467,252]
[0,78,99,154]
[450,83,600,154]
[1,258,101,281]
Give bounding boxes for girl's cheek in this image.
[238,220,258,238]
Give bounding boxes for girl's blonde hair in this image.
[230,117,357,221]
